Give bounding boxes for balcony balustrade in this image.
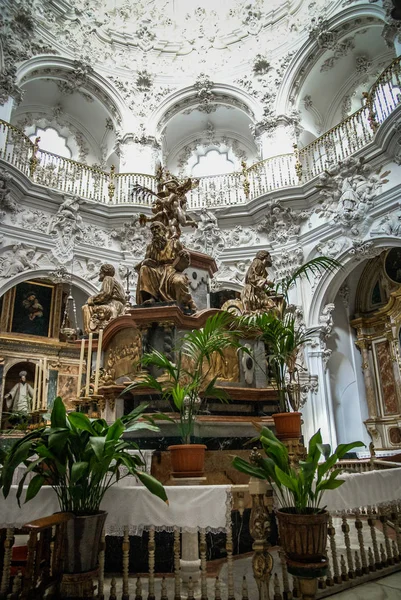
[0,57,400,210]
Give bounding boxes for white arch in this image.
[0,270,98,299]
[15,55,127,127]
[276,5,387,116]
[308,237,401,326]
[147,83,263,138]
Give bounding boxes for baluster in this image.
[354,509,368,574]
[380,543,387,567]
[122,525,130,599]
[0,528,14,597]
[214,577,221,600]
[135,577,142,600]
[392,540,399,564]
[226,503,235,600]
[340,555,348,581]
[148,527,155,600]
[279,550,291,599]
[186,577,194,600]
[241,576,249,600]
[10,570,22,599]
[379,508,394,565]
[249,478,273,599]
[292,577,300,598]
[160,577,168,600]
[273,572,282,599]
[98,529,106,600]
[325,561,334,586]
[328,517,341,584]
[368,547,376,572]
[199,530,208,600]
[354,551,362,577]
[391,506,401,557]
[110,577,117,600]
[318,576,326,590]
[173,527,181,600]
[341,515,354,577]
[367,508,381,568]
[20,531,38,600]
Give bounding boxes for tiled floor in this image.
[326,572,401,599]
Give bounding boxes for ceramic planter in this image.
[272,411,302,440]
[168,444,207,477]
[276,508,329,562]
[64,511,107,573]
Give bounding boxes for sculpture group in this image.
[82,168,279,332]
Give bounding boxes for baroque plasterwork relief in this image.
[0,244,44,278]
[0,2,56,105]
[256,200,310,244]
[316,157,390,235]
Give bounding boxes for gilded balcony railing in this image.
[0,56,400,208]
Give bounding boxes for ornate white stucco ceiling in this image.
[32,0,337,81]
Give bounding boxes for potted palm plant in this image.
[125,312,244,477]
[233,426,364,563]
[1,397,167,574]
[237,256,340,438]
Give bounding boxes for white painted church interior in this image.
[1,1,401,599]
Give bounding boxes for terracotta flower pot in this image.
[272,411,302,440]
[64,511,107,573]
[168,444,206,477]
[276,508,329,563]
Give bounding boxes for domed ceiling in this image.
[33,0,326,80]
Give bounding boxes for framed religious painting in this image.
[384,248,401,284]
[10,280,55,337]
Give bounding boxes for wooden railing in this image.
[0,477,400,599]
[1,56,401,209]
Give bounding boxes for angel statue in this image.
[131,174,199,240]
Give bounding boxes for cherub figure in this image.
[132,175,199,239]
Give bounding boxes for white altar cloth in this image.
[0,485,231,536]
[321,467,401,513]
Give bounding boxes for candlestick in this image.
[36,359,43,412]
[94,329,103,395]
[85,333,93,397]
[42,357,47,411]
[31,362,38,413]
[77,337,85,398]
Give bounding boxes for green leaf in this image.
[71,461,89,483]
[105,419,125,442]
[51,397,67,429]
[67,412,96,434]
[25,474,45,503]
[89,436,106,460]
[274,466,298,493]
[316,443,331,460]
[125,422,160,433]
[135,471,168,504]
[335,441,365,459]
[231,456,267,480]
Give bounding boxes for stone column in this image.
[118,134,158,174]
[0,97,14,123]
[303,341,338,449]
[358,340,377,419]
[257,116,297,161]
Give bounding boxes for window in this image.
[191,149,235,177]
[30,127,72,159]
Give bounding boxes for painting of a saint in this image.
[385,248,401,284]
[11,281,54,337]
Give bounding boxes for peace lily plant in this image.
[233,426,365,514]
[1,397,167,514]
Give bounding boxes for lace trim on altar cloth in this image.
[105,524,230,536]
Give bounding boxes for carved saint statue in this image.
[135,221,197,312]
[5,371,33,413]
[82,263,126,333]
[132,172,199,239]
[240,250,277,313]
